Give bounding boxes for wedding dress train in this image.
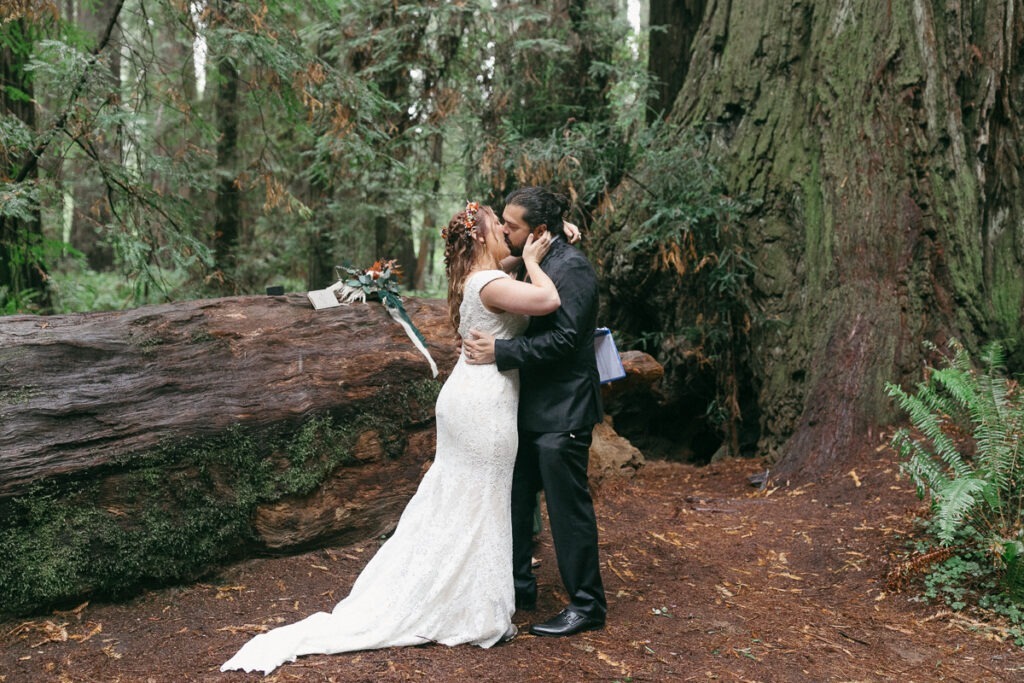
[221,270,526,675]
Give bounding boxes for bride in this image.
[221,202,559,675]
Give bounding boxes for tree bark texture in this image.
[608,1,1024,479]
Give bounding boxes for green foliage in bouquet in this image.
[336,259,403,303]
[333,260,433,377]
[886,340,1024,641]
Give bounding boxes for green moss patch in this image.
[0,379,440,617]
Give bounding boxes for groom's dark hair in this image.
[504,187,569,238]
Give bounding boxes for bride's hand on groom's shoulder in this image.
[464,329,496,365]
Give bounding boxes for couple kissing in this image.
[222,186,606,675]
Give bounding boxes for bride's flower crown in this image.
[441,201,480,242]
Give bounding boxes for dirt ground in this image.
[3,435,1024,682]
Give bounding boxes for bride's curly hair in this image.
[442,202,490,336]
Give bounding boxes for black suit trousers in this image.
[511,428,607,621]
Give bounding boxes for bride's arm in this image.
[479,234,559,316]
[499,255,522,273]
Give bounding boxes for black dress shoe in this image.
[528,608,604,637]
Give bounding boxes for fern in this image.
[886,339,1024,609]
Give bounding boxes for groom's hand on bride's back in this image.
[464,329,496,365]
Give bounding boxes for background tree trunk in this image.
[0,19,49,307]
[647,0,704,123]
[62,0,120,271]
[349,5,428,283]
[373,209,417,285]
[211,1,242,287]
[602,0,1024,480]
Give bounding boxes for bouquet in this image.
[316,259,437,378]
[335,259,402,304]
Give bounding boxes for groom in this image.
[465,186,606,637]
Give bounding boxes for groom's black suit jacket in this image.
[494,238,603,433]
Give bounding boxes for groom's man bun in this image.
[504,187,570,238]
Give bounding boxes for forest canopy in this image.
[1,0,653,311]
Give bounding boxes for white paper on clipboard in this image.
[594,327,626,384]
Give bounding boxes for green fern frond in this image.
[891,426,950,497]
[1001,539,1024,600]
[969,351,1021,497]
[933,476,990,544]
[931,366,980,417]
[886,338,1024,607]
[886,382,971,478]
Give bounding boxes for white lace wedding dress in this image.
[221,270,526,675]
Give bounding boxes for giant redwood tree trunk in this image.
[605,1,1024,479]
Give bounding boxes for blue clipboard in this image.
[594,327,626,384]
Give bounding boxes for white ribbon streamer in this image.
[384,303,439,378]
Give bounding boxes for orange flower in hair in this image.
[462,201,480,232]
[441,201,481,241]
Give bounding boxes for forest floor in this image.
[3,435,1024,682]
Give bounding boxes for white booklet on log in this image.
[594,327,626,384]
[307,288,342,310]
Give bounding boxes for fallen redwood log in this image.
[0,295,658,616]
[0,294,457,499]
[0,294,458,616]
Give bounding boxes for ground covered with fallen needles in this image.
[3,436,1024,682]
